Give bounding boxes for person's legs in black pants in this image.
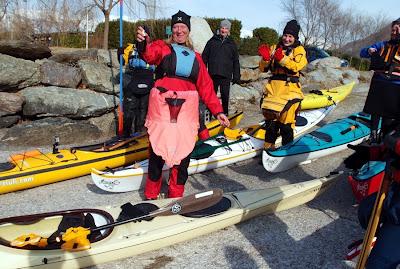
[134,92,149,133]
[219,78,231,115]
[123,90,139,137]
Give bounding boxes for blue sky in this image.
[112,0,399,35]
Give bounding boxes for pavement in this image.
[0,82,370,269]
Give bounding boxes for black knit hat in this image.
[392,18,400,27]
[171,10,191,31]
[283,19,300,40]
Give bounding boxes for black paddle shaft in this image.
[90,189,224,233]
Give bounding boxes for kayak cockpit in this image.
[0,209,114,250]
[0,161,16,172]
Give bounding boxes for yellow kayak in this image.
[0,112,243,194]
[301,81,355,110]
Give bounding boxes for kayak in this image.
[0,171,342,269]
[91,106,334,193]
[263,111,371,173]
[348,161,385,203]
[301,82,355,110]
[0,112,243,194]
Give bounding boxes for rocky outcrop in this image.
[0,54,41,91]
[48,49,98,65]
[79,60,120,94]
[0,40,52,60]
[40,61,82,88]
[20,86,117,118]
[0,92,24,116]
[0,117,102,147]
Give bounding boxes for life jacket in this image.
[270,42,303,78]
[378,41,400,74]
[155,44,200,83]
[123,43,155,71]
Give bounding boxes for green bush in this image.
[238,37,260,55]
[253,27,278,45]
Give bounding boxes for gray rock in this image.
[341,69,360,85]
[0,117,101,147]
[0,54,40,91]
[0,40,51,60]
[40,61,82,88]
[20,86,117,118]
[97,49,120,68]
[240,68,260,82]
[0,115,20,128]
[359,70,374,83]
[0,92,24,116]
[79,60,120,94]
[49,49,98,65]
[190,16,213,54]
[239,55,261,69]
[88,112,117,137]
[231,83,260,100]
[314,57,343,69]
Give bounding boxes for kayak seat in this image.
[0,161,16,172]
[295,115,308,127]
[182,197,232,218]
[309,131,333,142]
[117,202,159,222]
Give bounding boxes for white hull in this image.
[263,136,368,173]
[92,106,335,192]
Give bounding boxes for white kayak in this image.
[0,172,342,269]
[92,105,335,192]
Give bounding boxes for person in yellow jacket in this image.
[258,19,307,150]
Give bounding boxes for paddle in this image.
[93,132,147,152]
[11,189,224,251]
[356,158,393,269]
[190,137,250,160]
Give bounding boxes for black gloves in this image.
[344,144,370,170]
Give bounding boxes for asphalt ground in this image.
[0,83,370,269]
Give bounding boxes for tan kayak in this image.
[0,171,342,269]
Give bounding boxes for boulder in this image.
[240,68,261,82]
[240,55,261,69]
[306,57,343,71]
[0,92,24,116]
[0,115,20,128]
[0,40,51,60]
[97,49,120,68]
[0,54,40,91]
[40,61,82,88]
[190,16,213,54]
[79,60,120,94]
[341,69,360,85]
[0,117,102,147]
[49,49,97,65]
[230,83,261,100]
[359,70,374,83]
[88,112,117,137]
[20,86,118,118]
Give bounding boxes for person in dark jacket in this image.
[117,44,155,137]
[202,19,240,115]
[359,18,400,143]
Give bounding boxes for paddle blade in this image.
[160,189,224,216]
[224,128,245,140]
[11,234,48,248]
[60,227,91,252]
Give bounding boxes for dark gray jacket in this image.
[202,34,240,82]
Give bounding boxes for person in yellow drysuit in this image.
[258,19,307,150]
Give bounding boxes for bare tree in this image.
[0,0,10,22]
[92,0,119,50]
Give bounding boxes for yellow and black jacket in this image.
[259,44,307,113]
